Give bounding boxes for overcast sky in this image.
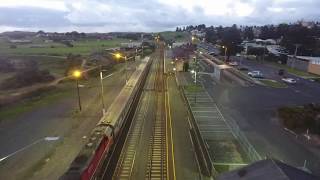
[0,0,319,32]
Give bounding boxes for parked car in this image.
[208,52,216,56]
[228,61,238,66]
[238,66,249,71]
[248,71,264,78]
[282,78,296,84]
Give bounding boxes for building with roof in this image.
[218,159,319,180]
[287,55,320,75]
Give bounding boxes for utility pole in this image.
[262,43,266,63]
[100,70,105,115]
[292,44,300,68]
[76,79,82,111]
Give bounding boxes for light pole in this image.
[222,46,228,62]
[191,69,197,103]
[73,70,82,111]
[0,136,60,163]
[100,68,113,115]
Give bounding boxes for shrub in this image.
[0,69,55,90]
[278,104,320,134]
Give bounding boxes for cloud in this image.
[0,0,319,32]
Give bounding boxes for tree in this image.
[247,46,267,60]
[220,25,243,61]
[281,24,317,55]
[243,26,254,40]
[259,25,277,40]
[205,26,217,44]
[197,24,206,31]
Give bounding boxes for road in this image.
[0,61,138,180]
[198,60,320,176]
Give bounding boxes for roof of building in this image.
[288,55,320,62]
[217,159,319,180]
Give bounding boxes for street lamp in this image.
[190,69,198,103]
[0,136,60,163]
[222,45,228,62]
[73,70,82,111]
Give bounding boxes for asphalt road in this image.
[199,61,320,176]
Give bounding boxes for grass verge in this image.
[184,84,204,92]
[268,62,320,79]
[260,79,287,88]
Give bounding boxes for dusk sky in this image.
[0,0,320,32]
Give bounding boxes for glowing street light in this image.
[73,70,81,78]
[115,53,122,59]
[73,70,82,111]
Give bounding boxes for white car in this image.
[282,78,296,84]
[248,71,263,78]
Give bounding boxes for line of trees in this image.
[177,21,320,57]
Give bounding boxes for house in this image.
[191,30,206,38]
[218,158,318,180]
[287,55,320,75]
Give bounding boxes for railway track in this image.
[113,46,170,180]
[145,54,167,180]
[113,57,157,179]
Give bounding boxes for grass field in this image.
[260,79,288,88]
[0,38,129,56]
[159,31,189,42]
